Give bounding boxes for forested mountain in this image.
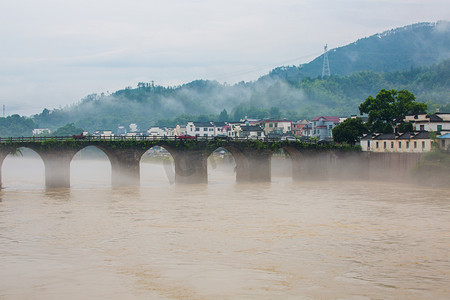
[1,22,449,136]
[31,59,450,131]
[269,21,450,78]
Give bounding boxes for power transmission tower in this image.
[322,44,331,77]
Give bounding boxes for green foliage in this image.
[52,123,84,136]
[359,89,427,133]
[0,115,37,137]
[332,117,368,145]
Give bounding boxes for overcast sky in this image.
[0,0,449,116]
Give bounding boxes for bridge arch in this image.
[0,147,45,188]
[70,145,112,187]
[206,147,236,183]
[139,145,176,185]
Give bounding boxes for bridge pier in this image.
[98,147,146,187]
[235,149,272,182]
[38,150,78,188]
[173,150,207,184]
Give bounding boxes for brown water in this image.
[1,156,449,299]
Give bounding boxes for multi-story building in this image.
[239,125,265,139]
[292,120,308,136]
[305,116,340,141]
[186,121,216,137]
[404,113,450,133]
[256,119,292,137]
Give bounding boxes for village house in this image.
[226,121,245,138]
[93,130,114,137]
[292,120,308,136]
[239,125,265,139]
[172,124,187,136]
[32,128,51,135]
[186,121,216,137]
[360,131,433,153]
[304,116,340,141]
[404,112,450,133]
[147,126,171,137]
[437,133,450,151]
[255,119,292,137]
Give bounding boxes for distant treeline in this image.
[0,59,449,137]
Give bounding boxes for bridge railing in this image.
[0,135,305,144]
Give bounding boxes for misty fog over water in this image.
[0,150,449,299]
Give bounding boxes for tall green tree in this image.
[332,117,367,146]
[52,123,84,136]
[218,109,229,122]
[359,89,427,133]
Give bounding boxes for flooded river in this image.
[0,155,449,299]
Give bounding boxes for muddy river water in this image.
[0,156,449,299]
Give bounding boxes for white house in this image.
[306,116,340,140]
[239,125,265,139]
[32,128,51,135]
[360,132,433,153]
[93,130,114,137]
[404,113,450,133]
[147,126,171,137]
[186,121,216,137]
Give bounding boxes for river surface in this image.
[0,156,449,299]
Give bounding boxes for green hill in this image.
[269,21,450,78]
[3,21,448,136]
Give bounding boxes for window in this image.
[399,141,402,149]
[384,141,387,149]
[209,128,213,131]
[368,141,371,148]
[420,125,425,131]
[391,141,394,148]
[422,141,426,148]
[203,128,207,131]
[437,125,442,132]
[269,124,273,127]
[414,141,417,148]
[195,128,200,131]
[376,142,379,148]
[442,140,445,147]
[406,141,409,149]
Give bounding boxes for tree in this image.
[359,89,427,133]
[219,109,229,122]
[332,117,367,146]
[52,123,84,136]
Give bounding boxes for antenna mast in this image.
[322,44,331,77]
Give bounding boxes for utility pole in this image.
[322,44,331,77]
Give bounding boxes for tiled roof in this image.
[428,114,443,122]
[311,116,340,123]
[398,132,414,140]
[193,122,214,127]
[373,133,397,140]
[413,131,431,139]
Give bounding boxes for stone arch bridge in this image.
[0,136,415,188]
